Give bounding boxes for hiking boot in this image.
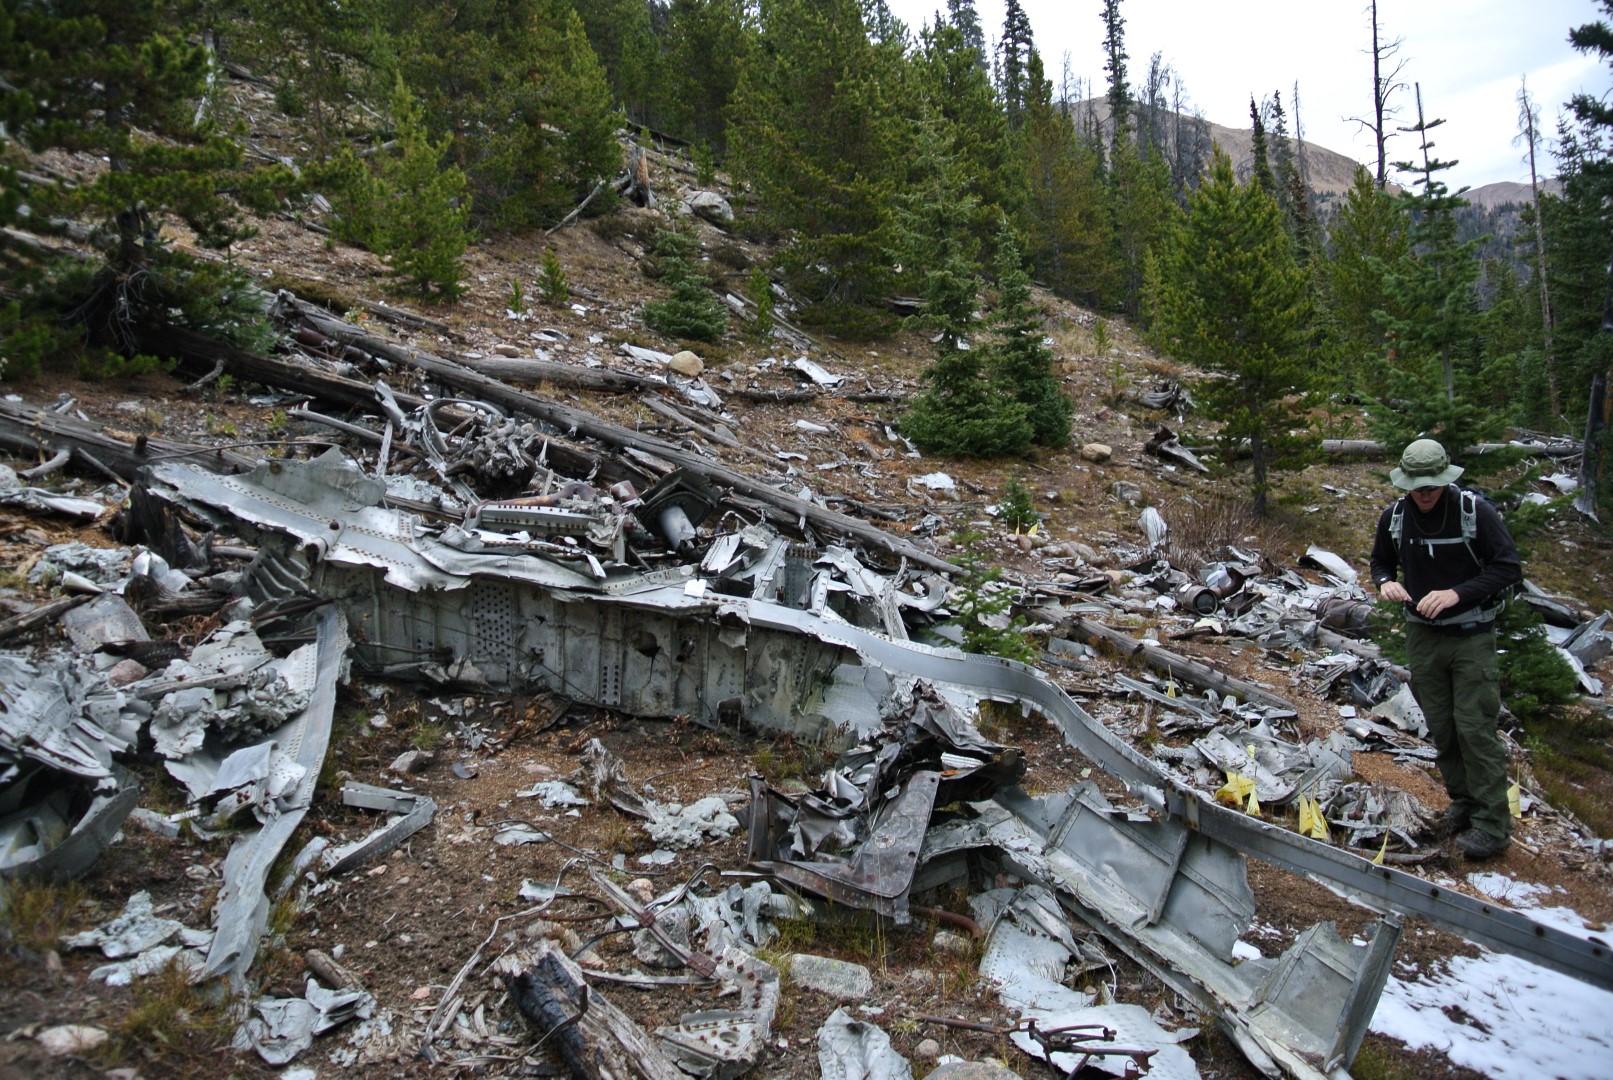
[1454,827,1511,861]
[1434,804,1471,839]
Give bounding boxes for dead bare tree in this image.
[1348,0,1408,188]
[1516,76,1561,420]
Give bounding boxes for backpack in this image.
[1388,484,1506,625]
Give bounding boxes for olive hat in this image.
[1390,438,1464,490]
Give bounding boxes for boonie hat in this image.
[1390,438,1464,490]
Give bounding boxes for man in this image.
[1370,439,1522,860]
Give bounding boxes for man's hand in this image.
[1415,588,1461,620]
[1379,581,1410,603]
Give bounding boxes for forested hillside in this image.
[3,0,1608,504]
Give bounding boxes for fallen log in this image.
[0,398,259,480]
[494,942,686,1080]
[1068,616,1298,716]
[0,595,90,646]
[281,296,956,573]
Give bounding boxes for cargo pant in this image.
[1404,623,1511,841]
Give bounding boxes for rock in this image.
[1013,534,1034,553]
[688,190,734,224]
[915,1038,943,1060]
[931,929,972,958]
[789,953,873,1001]
[922,1062,1023,1080]
[106,659,149,687]
[1068,541,1100,562]
[668,350,705,377]
[1080,442,1112,463]
[1109,480,1143,504]
[627,878,655,904]
[37,1025,109,1057]
[493,343,524,357]
[0,463,16,489]
[389,749,434,775]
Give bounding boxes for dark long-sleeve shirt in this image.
[1369,486,1522,625]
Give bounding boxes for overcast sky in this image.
[883,0,1611,191]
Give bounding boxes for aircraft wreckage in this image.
[4,440,1609,1079]
[101,450,1605,1069]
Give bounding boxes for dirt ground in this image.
[3,70,1613,1080]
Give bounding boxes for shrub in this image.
[642,228,726,342]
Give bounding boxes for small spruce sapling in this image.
[998,477,1040,532]
[747,266,775,342]
[947,530,1039,663]
[538,251,569,305]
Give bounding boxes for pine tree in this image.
[383,0,619,230]
[642,227,728,342]
[1148,149,1318,516]
[899,137,1032,458]
[1018,52,1113,305]
[1248,98,1277,196]
[1100,0,1131,156]
[1367,86,1503,454]
[570,0,664,127]
[664,0,753,157]
[729,0,912,326]
[1266,91,1298,217]
[997,0,1035,131]
[986,224,1071,447]
[946,0,988,70]
[913,16,1022,251]
[1107,142,1176,319]
[0,0,294,360]
[1320,167,1410,393]
[372,76,470,301]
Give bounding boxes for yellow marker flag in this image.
[1508,781,1522,819]
[1215,773,1255,808]
[1166,675,1177,699]
[1372,830,1390,866]
[1298,795,1330,842]
[1247,790,1261,816]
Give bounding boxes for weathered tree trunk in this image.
[1068,616,1298,716]
[494,942,686,1080]
[0,398,258,480]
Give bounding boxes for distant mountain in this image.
[1066,97,1560,208]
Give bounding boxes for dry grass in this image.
[1162,494,1293,571]
[0,877,86,954]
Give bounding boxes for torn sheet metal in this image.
[1144,427,1208,472]
[236,980,376,1065]
[977,788,1400,1079]
[973,886,1195,1079]
[141,454,897,738]
[0,653,141,881]
[747,683,1021,923]
[321,783,438,876]
[0,486,106,520]
[201,607,348,983]
[817,1007,912,1080]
